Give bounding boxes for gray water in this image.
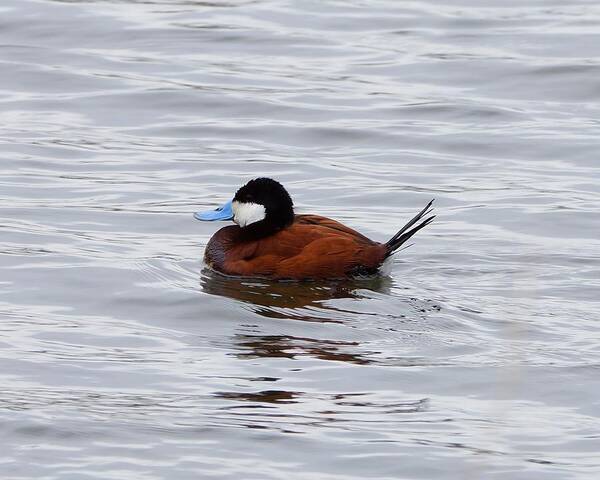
[1,0,600,478]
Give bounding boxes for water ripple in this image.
[2,0,600,478]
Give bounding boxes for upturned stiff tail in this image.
[384,200,435,258]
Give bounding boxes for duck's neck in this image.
[238,215,293,241]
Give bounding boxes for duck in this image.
[194,178,434,280]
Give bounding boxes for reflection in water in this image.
[214,390,301,404]
[200,268,440,369]
[199,270,439,427]
[200,268,392,319]
[211,388,430,433]
[213,390,430,415]
[233,334,374,364]
[200,269,389,414]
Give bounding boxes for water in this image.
[1,0,600,478]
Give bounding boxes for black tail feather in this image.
[385,200,434,257]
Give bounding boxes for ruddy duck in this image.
[195,178,434,280]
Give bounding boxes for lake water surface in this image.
[1,1,600,479]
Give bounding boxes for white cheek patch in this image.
[232,201,266,227]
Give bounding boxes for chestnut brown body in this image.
[205,214,388,280]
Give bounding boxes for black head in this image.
[232,178,294,238]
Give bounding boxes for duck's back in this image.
[205,214,386,280]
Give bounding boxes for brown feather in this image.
[205,215,386,280]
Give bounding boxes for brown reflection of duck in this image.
[200,268,391,320]
[200,270,388,364]
[232,333,374,365]
[214,389,301,404]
